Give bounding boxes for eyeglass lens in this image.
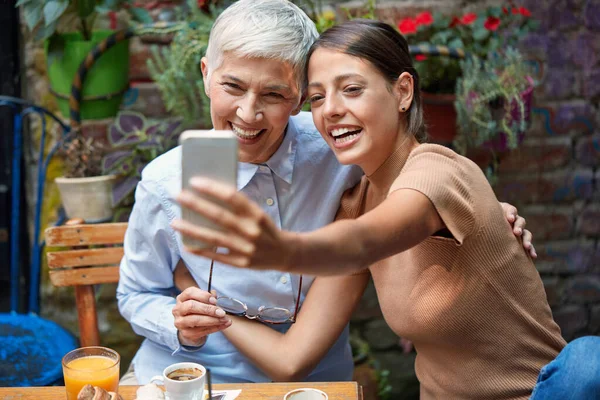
[216,297,293,323]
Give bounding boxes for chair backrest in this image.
[45,222,128,347]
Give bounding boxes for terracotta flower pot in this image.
[421,91,457,146]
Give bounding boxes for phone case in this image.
[179,130,238,249]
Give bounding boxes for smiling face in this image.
[308,48,412,175]
[201,53,303,164]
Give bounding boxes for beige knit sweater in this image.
[337,143,565,399]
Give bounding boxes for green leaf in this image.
[448,38,464,49]
[15,0,34,7]
[43,0,69,27]
[23,2,43,30]
[95,0,120,14]
[488,6,502,17]
[46,33,66,66]
[487,37,500,53]
[78,0,96,18]
[473,27,490,41]
[34,19,58,41]
[128,7,153,24]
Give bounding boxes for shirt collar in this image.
[265,120,297,185]
[237,120,298,190]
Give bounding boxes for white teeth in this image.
[330,127,361,137]
[231,124,262,138]
[335,133,360,143]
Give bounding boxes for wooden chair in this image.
[45,222,128,347]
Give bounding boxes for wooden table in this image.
[0,382,363,399]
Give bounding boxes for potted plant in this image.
[55,133,116,222]
[454,47,535,179]
[17,0,152,120]
[454,47,534,153]
[102,111,182,221]
[396,5,538,144]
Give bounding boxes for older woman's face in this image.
[307,48,404,175]
[201,53,302,164]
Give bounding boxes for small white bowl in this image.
[283,388,328,400]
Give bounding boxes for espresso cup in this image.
[283,388,329,400]
[150,362,206,400]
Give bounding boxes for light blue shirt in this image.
[116,112,363,384]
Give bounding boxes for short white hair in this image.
[205,0,318,93]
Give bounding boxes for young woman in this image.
[172,20,599,399]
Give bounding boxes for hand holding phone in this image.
[179,130,238,249]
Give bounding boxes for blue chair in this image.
[0,96,77,386]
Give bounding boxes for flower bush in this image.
[397,5,538,93]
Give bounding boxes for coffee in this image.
[167,367,204,382]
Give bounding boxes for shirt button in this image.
[266,198,275,206]
[260,166,269,172]
[280,276,288,284]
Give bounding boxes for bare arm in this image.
[173,262,369,381]
[289,189,443,275]
[171,178,534,275]
[223,272,369,381]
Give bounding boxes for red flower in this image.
[502,7,509,15]
[398,17,418,34]
[197,0,206,6]
[415,54,428,61]
[460,13,477,25]
[519,6,531,17]
[415,11,434,26]
[512,7,519,14]
[484,16,501,31]
[449,16,462,27]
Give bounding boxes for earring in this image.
[401,106,406,111]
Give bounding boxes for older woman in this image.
[173,19,599,399]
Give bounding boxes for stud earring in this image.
[401,107,406,111]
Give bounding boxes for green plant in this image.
[17,0,153,66]
[350,330,393,400]
[101,111,182,219]
[454,47,533,154]
[59,133,107,178]
[397,5,538,93]
[17,0,152,41]
[147,0,221,126]
[293,0,377,33]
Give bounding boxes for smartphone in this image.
[179,130,238,249]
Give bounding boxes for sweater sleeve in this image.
[388,147,475,245]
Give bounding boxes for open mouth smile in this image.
[230,122,266,143]
[328,126,363,147]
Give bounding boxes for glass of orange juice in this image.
[62,346,120,400]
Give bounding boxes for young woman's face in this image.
[307,48,404,174]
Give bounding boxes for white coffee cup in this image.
[283,388,329,400]
[150,362,206,400]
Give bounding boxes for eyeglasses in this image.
[207,260,302,324]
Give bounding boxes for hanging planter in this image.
[478,76,534,152]
[453,49,536,156]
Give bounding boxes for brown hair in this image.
[307,19,427,142]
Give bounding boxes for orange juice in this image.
[63,355,119,400]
